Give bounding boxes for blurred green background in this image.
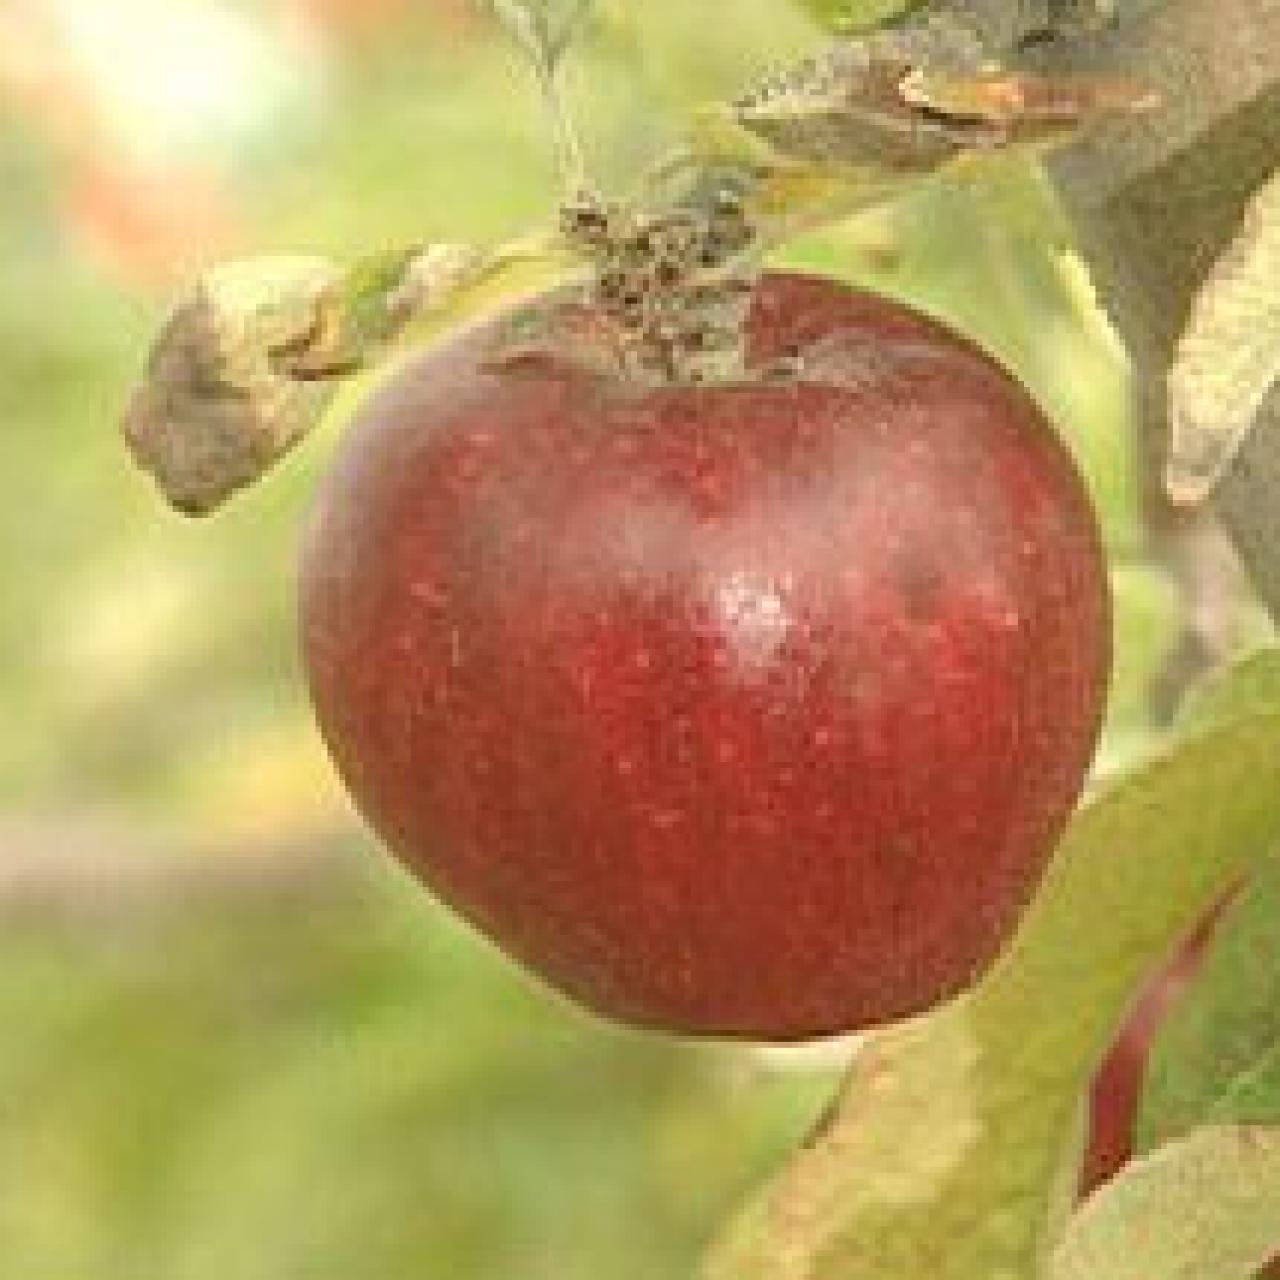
[0,0,1219,1275]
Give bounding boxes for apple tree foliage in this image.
[120,0,1280,1275]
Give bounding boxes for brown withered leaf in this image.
[123,256,342,516]
[665,19,1154,263]
[123,245,486,515]
[898,66,1158,139]
[731,15,1153,178]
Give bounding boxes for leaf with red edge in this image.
[705,650,1280,1280]
[1139,850,1280,1150]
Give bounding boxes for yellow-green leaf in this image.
[1051,1125,1280,1280]
[793,0,925,34]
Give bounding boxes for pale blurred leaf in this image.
[705,651,1280,1279]
[1051,1125,1280,1280]
[1101,562,1181,755]
[1167,167,1280,505]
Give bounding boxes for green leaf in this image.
[1167,168,1280,505]
[792,0,925,34]
[1050,1125,1280,1280]
[704,651,1280,1280]
[1101,562,1182,760]
[1138,849,1280,1148]
[1182,644,1280,728]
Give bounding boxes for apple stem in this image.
[532,57,588,200]
[489,0,593,200]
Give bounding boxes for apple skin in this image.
[299,271,1110,1039]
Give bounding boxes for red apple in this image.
[299,271,1110,1038]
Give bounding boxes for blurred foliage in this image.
[0,855,831,1279]
[793,0,922,32]
[0,0,1252,1275]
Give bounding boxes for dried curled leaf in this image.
[898,67,1158,137]
[732,14,1151,170]
[123,245,485,515]
[1167,167,1280,506]
[123,256,341,516]
[652,18,1155,271]
[707,17,1155,256]
[729,18,986,174]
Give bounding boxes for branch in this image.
[1029,0,1280,615]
